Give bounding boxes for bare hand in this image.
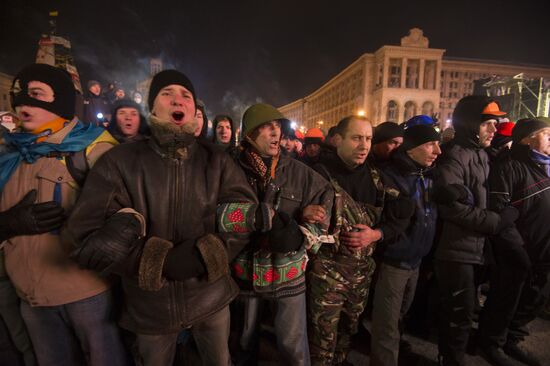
[340,224,382,250]
[301,205,326,224]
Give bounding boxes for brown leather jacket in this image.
[66,130,257,335]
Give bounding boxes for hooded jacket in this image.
[107,99,151,143]
[212,115,234,148]
[434,97,502,264]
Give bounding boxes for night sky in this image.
[1,0,548,118]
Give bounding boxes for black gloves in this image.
[494,206,519,233]
[432,184,470,205]
[163,242,206,281]
[73,212,143,274]
[0,190,64,241]
[268,211,304,253]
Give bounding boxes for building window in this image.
[387,100,398,122]
[376,64,383,88]
[423,60,437,90]
[422,101,434,116]
[404,101,417,121]
[388,58,401,88]
[406,59,419,88]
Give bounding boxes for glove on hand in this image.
[73,212,143,273]
[0,189,64,241]
[268,211,304,253]
[163,242,206,281]
[385,197,416,220]
[494,206,519,233]
[432,184,470,205]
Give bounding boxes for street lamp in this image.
[357,110,365,116]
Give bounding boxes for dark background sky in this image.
[1,0,548,118]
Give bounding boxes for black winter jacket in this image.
[489,144,550,263]
[380,150,438,269]
[435,139,501,264]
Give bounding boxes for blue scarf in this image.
[530,149,550,177]
[0,121,105,191]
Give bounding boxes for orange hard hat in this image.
[305,128,325,141]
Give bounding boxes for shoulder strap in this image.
[65,149,89,187]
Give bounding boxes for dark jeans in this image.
[134,305,231,366]
[479,239,550,347]
[0,279,36,366]
[20,290,127,366]
[233,293,310,366]
[435,261,478,366]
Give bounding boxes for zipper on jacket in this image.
[172,158,185,328]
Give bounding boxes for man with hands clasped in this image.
[307,115,413,366]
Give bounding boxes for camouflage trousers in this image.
[307,253,376,366]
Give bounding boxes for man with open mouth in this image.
[230,103,333,366]
[0,63,123,366]
[66,69,257,366]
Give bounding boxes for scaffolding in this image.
[475,73,549,120]
[35,11,83,93]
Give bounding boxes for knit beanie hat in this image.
[148,69,196,111]
[402,124,440,151]
[512,117,550,143]
[373,121,404,145]
[10,63,76,120]
[404,115,436,129]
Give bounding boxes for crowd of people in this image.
[0,63,549,366]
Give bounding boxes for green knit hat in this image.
[241,103,290,138]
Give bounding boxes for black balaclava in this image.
[11,63,76,120]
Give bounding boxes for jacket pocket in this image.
[36,162,78,208]
[277,188,302,216]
